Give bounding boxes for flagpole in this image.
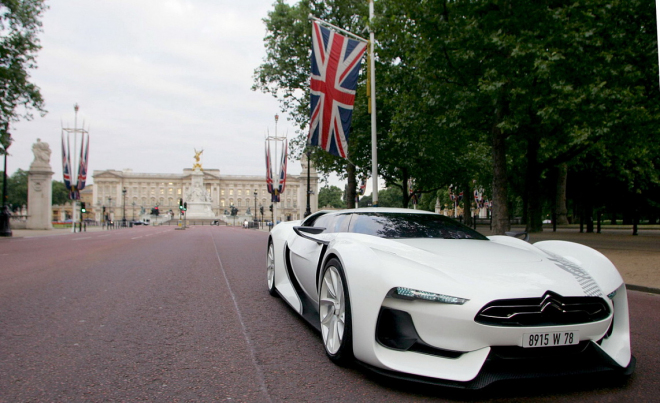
[369,0,378,206]
[274,114,278,225]
[72,104,79,232]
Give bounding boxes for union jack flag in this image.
[358,177,366,196]
[77,133,89,191]
[61,132,72,191]
[277,139,288,196]
[309,20,367,158]
[265,142,274,195]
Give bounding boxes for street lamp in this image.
[0,128,12,237]
[132,201,136,220]
[304,149,312,217]
[254,189,258,227]
[122,188,127,227]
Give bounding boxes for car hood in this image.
[359,237,603,299]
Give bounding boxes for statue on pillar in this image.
[193,148,203,170]
[30,138,51,168]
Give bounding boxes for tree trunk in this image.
[555,163,569,225]
[346,162,357,209]
[525,137,543,233]
[491,120,510,235]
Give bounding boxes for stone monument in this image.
[26,138,54,230]
[184,149,215,219]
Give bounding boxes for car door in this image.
[288,213,351,302]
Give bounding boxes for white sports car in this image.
[266,208,635,388]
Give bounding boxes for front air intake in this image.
[475,291,610,327]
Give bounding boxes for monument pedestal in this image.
[26,166,54,230]
[184,168,215,219]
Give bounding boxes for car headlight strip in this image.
[391,287,469,305]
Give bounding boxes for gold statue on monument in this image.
[193,148,203,170]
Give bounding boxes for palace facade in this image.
[91,156,319,223]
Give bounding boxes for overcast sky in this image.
[8,0,350,191]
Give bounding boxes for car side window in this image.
[313,213,351,234]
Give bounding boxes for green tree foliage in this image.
[317,185,345,209]
[1,168,26,208]
[0,0,47,153]
[357,186,402,208]
[374,0,658,232]
[52,180,69,205]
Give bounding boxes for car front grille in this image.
[475,291,610,326]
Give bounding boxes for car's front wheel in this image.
[267,241,277,297]
[319,258,353,365]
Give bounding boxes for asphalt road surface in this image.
[1,226,658,402]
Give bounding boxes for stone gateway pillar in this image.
[26,139,54,230]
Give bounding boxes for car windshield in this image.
[349,212,488,240]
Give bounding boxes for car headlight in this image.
[389,287,469,305]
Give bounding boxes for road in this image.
[0,226,658,402]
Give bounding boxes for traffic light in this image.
[154,206,159,216]
[178,199,183,210]
[81,202,86,213]
[183,202,187,211]
[269,204,273,212]
[260,206,264,215]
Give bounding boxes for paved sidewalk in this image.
[4,224,659,293]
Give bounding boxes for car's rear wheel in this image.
[267,241,277,297]
[319,258,353,364]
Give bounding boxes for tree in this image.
[253,0,372,208]
[317,185,345,209]
[0,0,47,153]
[0,168,26,209]
[52,180,69,205]
[374,0,658,233]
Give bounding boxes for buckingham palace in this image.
[91,154,319,223]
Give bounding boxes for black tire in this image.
[267,241,278,297]
[319,258,353,365]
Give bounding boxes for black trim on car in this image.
[376,307,464,359]
[284,244,320,331]
[356,345,635,390]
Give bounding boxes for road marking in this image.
[210,231,272,403]
[131,236,143,239]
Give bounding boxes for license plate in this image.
[522,331,579,348]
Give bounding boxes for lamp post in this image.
[107,196,113,227]
[0,129,11,237]
[132,201,136,220]
[122,188,127,227]
[254,189,258,228]
[305,149,312,217]
[259,204,263,229]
